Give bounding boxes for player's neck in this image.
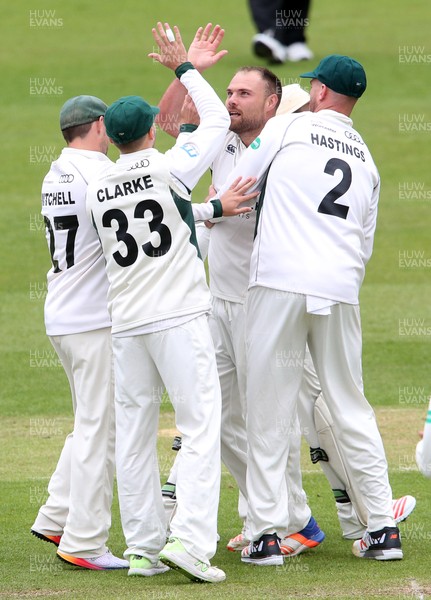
[315,97,356,118]
[67,140,104,153]
[239,129,262,148]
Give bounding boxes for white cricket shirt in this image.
[217,110,380,305]
[207,131,257,303]
[41,148,112,335]
[87,67,230,334]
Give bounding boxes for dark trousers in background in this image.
[249,0,311,45]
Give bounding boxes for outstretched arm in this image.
[156,23,228,138]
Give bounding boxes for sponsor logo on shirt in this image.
[58,174,74,183]
[226,144,236,155]
[344,131,364,144]
[180,143,200,158]
[128,158,150,170]
[250,137,261,150]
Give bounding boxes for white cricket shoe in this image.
[159,537,226,583]
[393,495,416,524]
[226,532,249,552]
[284,42,313,62]
[252,32,313,63]
[57,549,129,570]
[128,554,169,576]
[252,31,288,63]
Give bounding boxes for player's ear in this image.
[94,115,105,135]
[267,93,279,112]
[318,83,329,102]
[148,124,157,141]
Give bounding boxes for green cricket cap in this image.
[60,95,107,130]
[300,54,367,98]
[105,95,160,144]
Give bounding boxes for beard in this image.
[229,112,266,136]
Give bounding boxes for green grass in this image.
[1,0,431,598]
[1,418,430,600]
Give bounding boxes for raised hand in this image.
[148,22,188,71]
[187,23,228,72]
[220,177,258,216]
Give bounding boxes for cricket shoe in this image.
[393,495,416,524]
[57,549,129,570]
[252,31,289,64]
[227,532,249,552]
[128,554,169,576]
[339,495,417,540]
[241,533,283,566]
[31,529,62,547]
[280,516,325,557]
[159,537,225,583]
[352,526,403,560]
[284,42,313,62]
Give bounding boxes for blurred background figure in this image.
[249,0,313,63]
[416,396,431,478]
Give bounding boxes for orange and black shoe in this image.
[31,529,62,547]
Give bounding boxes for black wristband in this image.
[179,124,198,133]
[175,62,195,79]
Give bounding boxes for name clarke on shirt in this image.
[96,175,154,202]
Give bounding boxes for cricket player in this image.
[215,54,404,564]
[159,67,325,556]
[31,95,128,570]
[159,41,416,551]
[86,23,255,584]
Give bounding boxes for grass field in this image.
[1,0,430,598]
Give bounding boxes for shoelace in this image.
[194,560,210,572]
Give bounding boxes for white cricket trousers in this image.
[113,314,222,563]
[245,287,394,540]
[209,296,310,534]
[32,328,116,557]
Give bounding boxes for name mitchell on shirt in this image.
[42,191,75,206]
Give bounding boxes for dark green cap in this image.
[300,54,367,98]
[60,95,107,130]
[105,96,160,144]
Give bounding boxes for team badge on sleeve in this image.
[180,143,200,158]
